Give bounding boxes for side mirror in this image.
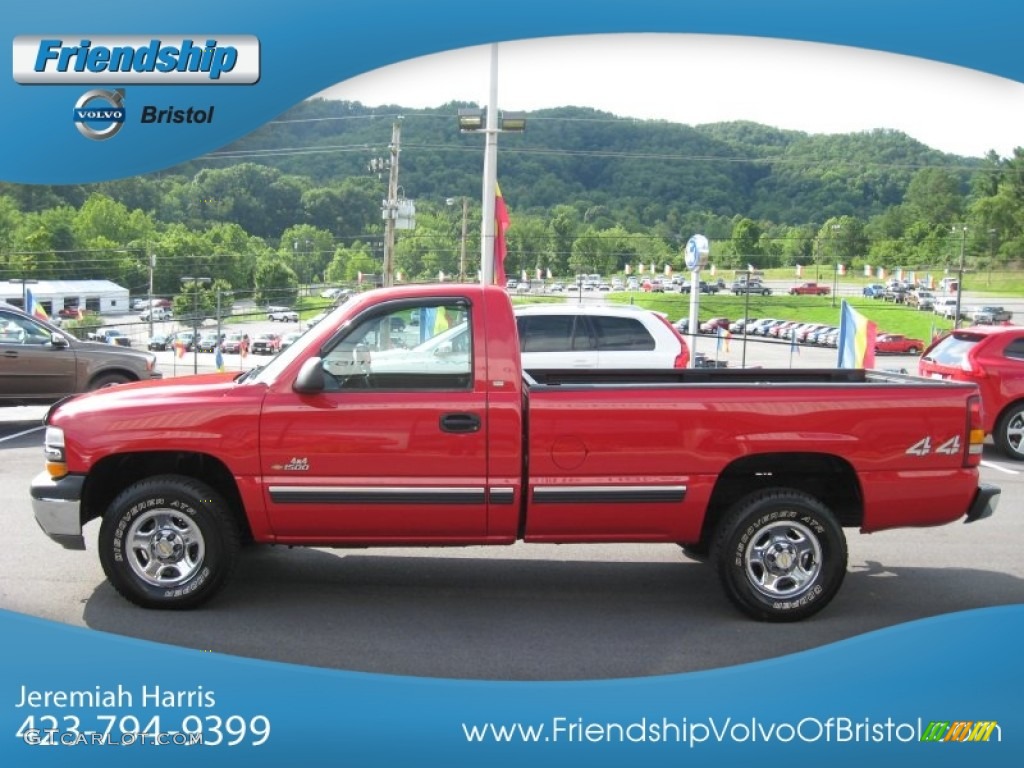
[293,357,326,393]
[50,333,70,349]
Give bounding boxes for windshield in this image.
[922,332,983,366]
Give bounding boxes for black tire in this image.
[906,346,920,355]
[98,475,240,609]
[711,489,847,622]
[89,372,131,390]
[994,403,1024,461]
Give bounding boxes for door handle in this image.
[439,413,481,433]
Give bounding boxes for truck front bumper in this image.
[30,472,86,550]
[966,483,1000,523]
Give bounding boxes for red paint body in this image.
[49,284,989,549]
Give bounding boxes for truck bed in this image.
[525,367,925,386]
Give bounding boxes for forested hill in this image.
[196,98,978,226]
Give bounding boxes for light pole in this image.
[456,44,526,284]
[147,250,156,341]
[180,276,211,374]
[8,277,38,309]
[293,238,313,287]
[829,223,841,307]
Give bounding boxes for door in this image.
[259,298,490,542]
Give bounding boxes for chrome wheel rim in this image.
[744,520,822,599]
[126,509,205,588]
[1006,412,1024,456]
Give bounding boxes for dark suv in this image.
[919,325,1024,460]
[0,303,162,403]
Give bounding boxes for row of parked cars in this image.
[147,329,304,355]
[675,315,925,354]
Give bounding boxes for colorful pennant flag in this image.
[26,289,49,321]
[837,300,877,369]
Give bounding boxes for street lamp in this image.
[180,276,211,374]
[8,277,39,309]
[455,44,526,285]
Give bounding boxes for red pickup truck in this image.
[788,282,831,296]
[30,284,998,622]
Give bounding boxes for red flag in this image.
[494,182,510,285]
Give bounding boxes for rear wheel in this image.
[98,475,240,609]
[712,489,847,621]
[994,403,1024,461]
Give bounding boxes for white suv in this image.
[933,297,960,319]
[513,303,690,370]
[268,307,299,322]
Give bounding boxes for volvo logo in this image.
[73,88,126,141]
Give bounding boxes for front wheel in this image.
[89,372,131,390]
[994,403,1024,461]
[712,489,847,621]
[98,475,240,609]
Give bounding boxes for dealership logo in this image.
[13,35,260,84]
[73,89,125,141]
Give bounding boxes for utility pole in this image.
[382,119,402,288]
[954,225,967,329]
[147,250,155,340]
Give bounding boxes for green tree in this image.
[253,256,299,306]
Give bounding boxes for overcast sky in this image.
[316,34,1024,159]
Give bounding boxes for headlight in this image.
[43,426,67,478]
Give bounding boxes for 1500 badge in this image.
[271,458,309,471]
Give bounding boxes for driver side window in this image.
[321,302,472,390]
[0,312,53,345]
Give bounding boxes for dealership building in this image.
[1,279,131,316]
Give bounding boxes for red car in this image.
[788,282,831,296]
[919,325,1024,460]
[699,317,731,334]
[250,333,281,355]
[874,334,924,355]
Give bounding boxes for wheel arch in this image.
[80,451,252,541]
[86,368,140,389]
[696,452,862,547]
[992,398,1024,458]
[993,397,1024,433]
